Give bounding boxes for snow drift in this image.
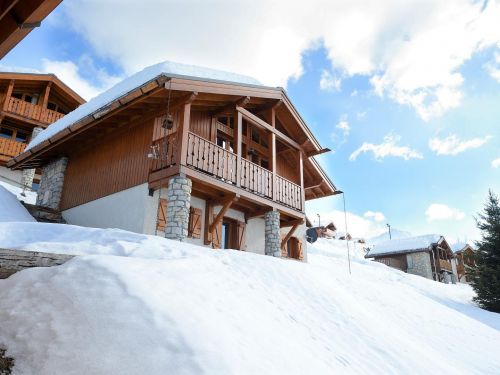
[0,227,499,374]
[0,184,35,223]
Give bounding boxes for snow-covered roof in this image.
[365,234,443,258]
[451,242,475,253]
[26,61,267,151]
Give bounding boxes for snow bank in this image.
[0,185,35,223]
[0,181,37,205]
[366,234,442,257]
[0,230,499,374]
[27,61,265,151]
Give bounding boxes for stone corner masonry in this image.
[265,210,281,257]
[36,156,68,210]
[164,175,192,241]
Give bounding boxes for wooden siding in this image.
[60,120,154,210]
[277,154,299,184]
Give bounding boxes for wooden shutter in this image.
[298,239,304,261]
[156,198,168,231]
[212,215,222,249]
[188,207,202,239]
[236,221,246,251]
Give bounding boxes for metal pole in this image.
[386,223,392,240]
[341,191,351,275]
[317,213,321,227]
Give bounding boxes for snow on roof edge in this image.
[25,61,276,152]
[365,234,443,258]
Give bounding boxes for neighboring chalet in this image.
[0,72,84,188]
[312,221,337,239]
[8,62,338,260]
[452,243,476,283]
[365,234,457,282]
[0,0,62,59]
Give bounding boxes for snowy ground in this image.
[0,186,499,374]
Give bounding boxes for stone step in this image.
[22,203,66,223]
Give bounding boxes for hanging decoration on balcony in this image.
[162,114,174,130]
[247,148,258,157]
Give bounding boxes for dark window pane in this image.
[47,102,57,111]
[16,132,28,142]
[12,93,22,99]
[0,128,14,139]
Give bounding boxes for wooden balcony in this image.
[5,97,65,124]
[151,132,303,212]
[439,259,452,272]
[0,137,26,161]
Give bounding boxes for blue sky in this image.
[2,1,499,241]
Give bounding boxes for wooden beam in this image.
[209,194,236,233]
[280,218,304,228]
[41,82,52,109]
[2,79,14,110]
[245,207,271,220]
[306,148,331,157]
[211,96,250,117]
[204,200,214,245]
[177,102,192,166]
[236,105,301,150]
[269,107,277,200]
[281,223,301,249]
[235,110,242,187]
[299,151,305,212]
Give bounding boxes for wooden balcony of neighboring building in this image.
[0,137,26,162]
[150,131,303,212]
[438,258,452,272]
[4,96,65,125]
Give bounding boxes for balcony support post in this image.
[235,110,242,187]
[41,82,52,109]
[178,102,192,166]
[3,79,14,111]
[299,150,304,212]
[269,108,277,201]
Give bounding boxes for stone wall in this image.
[164,175,192,241]
[21,127,44,190]
[406,251,433,279]
[264,210,280,257]
[36,157,68,210]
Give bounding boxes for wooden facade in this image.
[0,72,84,166]
[0,0,62,59]
[454,245,476,282]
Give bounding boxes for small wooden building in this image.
[365,234,457,282]
[311,221,337,239]
[0,72,84,188]
[452,243,476,283]
[8,61,338,260]
[0,0,62,59]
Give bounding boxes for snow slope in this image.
[0,184,35,223]
[0,229,499,374]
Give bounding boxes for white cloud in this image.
[492,158,500,168]
[62,0,500,119]
[41,58,121,100]
[429,134,492,155]
[336,116,350,136]
[364,211,386,222]
[349,134,423,161]
[319,69,341,91]
[310,210,387,239]
[425,204,465,222]
[485,51,500,83]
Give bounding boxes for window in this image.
[12,92,22,99]
[47,102,57,111]
[15,131,28,143]
[0,127,14,140]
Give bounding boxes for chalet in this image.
[0,72,84,189]
[312,221,337,239]
[452,243,476,283]
[365,234,457,282]
[0,0,62,59]
[7,61,338,260]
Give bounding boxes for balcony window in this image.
[47,102,57,111]
[0,127,14,140]
[15,131,28,143]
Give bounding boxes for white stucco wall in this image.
[63,183,154,234]
[0,166,23,188]
[246,218,266,255]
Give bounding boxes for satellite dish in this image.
[306,228,318,243]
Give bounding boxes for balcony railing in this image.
[438,259,452,272]
[0,137,26,159]
[182,132,302,211]
[5,97,65,124]
[150,134,177,172]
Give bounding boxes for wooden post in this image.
[3,80,14,111]
[178,102,191,166]
[269,108,277,201]
[299,150,304,212]
[235,110,242,187]
[41,82,52,108]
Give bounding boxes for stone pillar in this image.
[21,127,44,190]
[36,157,68,210]
[265,210,280,256]
[164,175,192,241]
